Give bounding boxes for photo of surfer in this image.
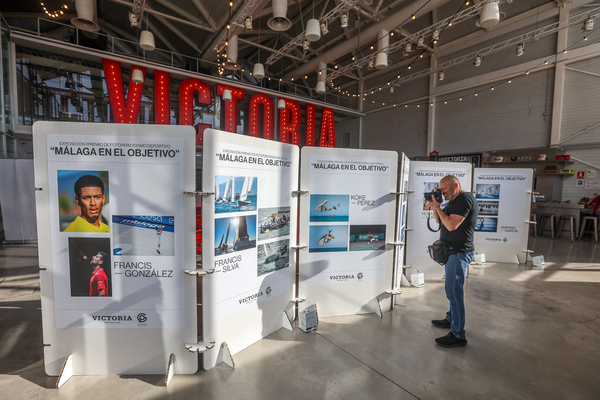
[68,237,112,297]
[215,175,257,214]
[58,170,110,232]
[112,215,174,256]
[475,184,501,200]
[475,216,498,232]
[257,207,291,240]
[309,194,349,222]
[308,225,348,253]
[477,201,499,216]
[214,214,257,256]
[257,239,290,277]
[349,225,386,251]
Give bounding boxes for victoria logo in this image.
[137,313,147,323]
[357,272,364,280]
[266,286,272,295]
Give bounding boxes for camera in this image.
[424,188,443,204]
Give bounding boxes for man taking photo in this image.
[427,175,479,348]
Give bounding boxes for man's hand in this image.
[428,193,441,210]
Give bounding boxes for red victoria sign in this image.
[102,59,336,147]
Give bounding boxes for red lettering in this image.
[305,103,316,146]
[154,70,170,124]
[217,84,245,133]
[319,108,336,147]
[102,59,145,124]
[248,94,274,140]
[278,98,301,146]
[178,78,212,127]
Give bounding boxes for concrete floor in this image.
[1,235,600,399]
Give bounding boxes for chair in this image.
[556,215,575,242]
[538,213,557,239]
[578,215,598,243]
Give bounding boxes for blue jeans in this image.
[444,252,474,340]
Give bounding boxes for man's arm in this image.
[429,195,467,231]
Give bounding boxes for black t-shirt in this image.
[440,191,479,253]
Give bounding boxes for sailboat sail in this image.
[229,176,236,202]
[223,176,231,203]
[235,216,249,243]
[224,221,231,246]
[215,177,221,200]
[239,177,252,202]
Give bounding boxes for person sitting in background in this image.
[587,193,600,216]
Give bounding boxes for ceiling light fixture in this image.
[473,55,482,67]
[222,89,232,101]
[245,16,253,30]
[516,43,524,57]
[478,1,500,29]
[340,13,348,28]
[277,99,286,109]
[320,21,329,35]
[583,18,594,32]
[417,37,425,49]
[438,70,445,81]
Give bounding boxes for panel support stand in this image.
[165,354,175,386]
[282,311,293,331]
[216,342,235,368]
[56,354,73,389]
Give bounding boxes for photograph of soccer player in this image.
[60,172,110,232]
[68,237,111,297]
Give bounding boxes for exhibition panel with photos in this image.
[298,147,399,317]
[473,168,534,264]
[201,129,299,370]
[33,122,198,376]
[406,162,473,280]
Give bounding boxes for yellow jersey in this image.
[63,216,110,232]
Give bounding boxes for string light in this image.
[41,1,68,18]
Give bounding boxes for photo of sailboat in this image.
[215,175,257,214]
[257,239,290,277]
[214,215,257,256]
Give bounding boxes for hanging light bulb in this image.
[140,30,155,51]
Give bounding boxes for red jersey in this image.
[90,268,108,296]
[590,197,600,215]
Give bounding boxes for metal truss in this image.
[266,0,362,65]
[378,6,600,91]
[329,0,506,80]
[214,0,263,53]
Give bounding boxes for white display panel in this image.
[299,147,398,317]
[34,122,197,375]
[473,168,533,263]
[394,154,410,299]
[405,162,473,280]
[202,129,298,370]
